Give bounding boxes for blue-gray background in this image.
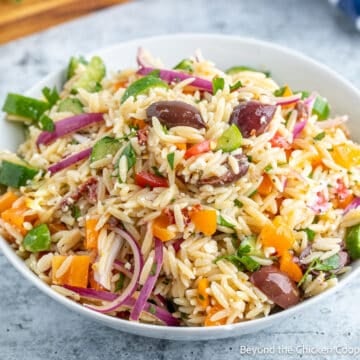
[0,1,359,359]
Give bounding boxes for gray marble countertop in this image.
[0,0,359,359]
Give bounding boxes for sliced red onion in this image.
[303,92,317,113]
[64,285,179,326]
[344,196,360,215]
[113,260,133,279]
[48,148,92,174]
[85,229,143,313]
[130,238,163,321]
[292,120,307,138]
[152,294,167,308]
[37,113,104,146]
[275,93,302,106]
[136,47,158,68]
[170,238,184,252]
[137,67,213,93]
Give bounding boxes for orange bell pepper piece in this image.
[197,278,210,308]
[1,202,36,235]
[190,208,217,236]
[52,255,90,288]
[175,142,187,151]
[260,216,295,256]
[0,192,19,213]
[258,174,274,196]
[132,118,147,130]
[280,251,303,283]
[204,304,227,326]
[152,213,176,242]
[332,144,360,169]
[85,218,99,250]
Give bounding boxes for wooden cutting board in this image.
[0,0,129,44]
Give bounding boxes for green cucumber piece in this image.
[345,224,360,260]
[91,137,121,163]
[2,93,49,121]
[71,56,106,93]
[58,98,84,114]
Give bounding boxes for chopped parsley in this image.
[298,254,340,287]
[234,199,243,208]
[230,81,243,92]
[303,228,316,241]
[212,77,225,94]
[150,263,158,276]
[264,164,273,173]
[217,214,235,228]
[313,132,326,141]
[167,152,175,170]
[214,243,260,272]
[115,273,125,292]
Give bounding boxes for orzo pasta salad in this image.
[0,48,359,327]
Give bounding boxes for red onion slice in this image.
[136,47,158,68]
[48,148,92,174]
[275,93,302,106]
[85,229,143,313]
[113,260,133,278]
[344,197,360,215]
[64,286,179,326]
[137,67,213,93]
[292,120,307,138]
[37,113,104,146]
[130,238,163,321]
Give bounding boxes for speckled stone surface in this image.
[0,0,359,359]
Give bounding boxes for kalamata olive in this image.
[337,250,350,269]
[146,101,206,129]
[230,101,277,138]
[198,153,249,186]
[250,265,300,309]
[295,101,309,122]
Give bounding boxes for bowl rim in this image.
[1,32,359,339]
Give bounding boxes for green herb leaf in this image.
[115,273,125,292]
[121,75,168,104]
[313,96,330,121]
[303,228,315,241]
[212,77,225,94]
[71,205,81,220]
[264,164,273,173]
[173,59,194,73]
[150,263,158,276]
[217,214,235,228]
[314,254,340,271]
[167,152,175,170]
[38,114,55,132]
[234,199,243,208]
[151,166,165,178]
[121,143,136,170]
[274,86,287,97]
[298,255,340,287]
[42,86,60,107]
[238,255,261,272]
[230,81,242,92]
[148,304,157,315]
[313,132,326,141]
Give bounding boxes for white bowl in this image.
[1,34,359,341]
